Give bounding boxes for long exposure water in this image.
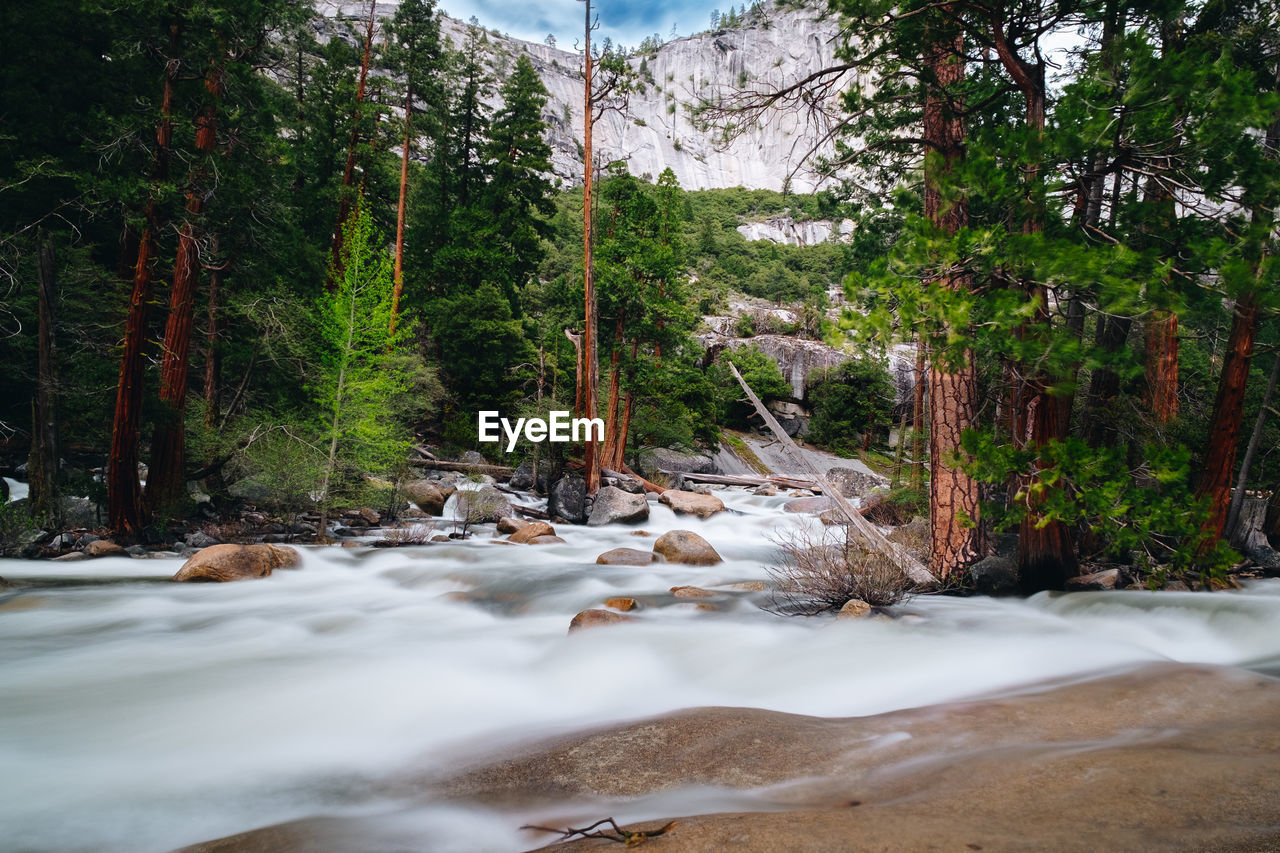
[2,488,1279,852]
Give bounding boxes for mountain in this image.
[313,1,846,192]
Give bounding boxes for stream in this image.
[2,488,1280,852]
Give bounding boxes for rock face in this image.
[172,544,301,583]
[653,530,723,565]
[508,521,555,544]
[659,489,726,519]
[596,548,659,566]
[547,476,587,524]
[635,447,716,480]
[737,216,855,245]
[587,486,650,526]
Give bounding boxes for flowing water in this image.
[2,488,1279,852]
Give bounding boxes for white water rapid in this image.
[2,488,1279,852]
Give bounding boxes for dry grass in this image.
[381,523,435,546]
[767,523,917,614]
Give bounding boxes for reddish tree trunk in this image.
[147,66,223,519]
[581,1,600,494]
[1144,311,1180,423]
[108,21,179,537]
[327,0,378,290]
[1197,293,1260,541]
[922,13,983,579]
[203,237,223,428]
[390,81,413,335]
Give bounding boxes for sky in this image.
[436,0,730,48]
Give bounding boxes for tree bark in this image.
[108,20,180,538]
[1226,352,1280,541]
[28,229,59,524]
[922,11,982,579]
[1197,292,1261,541]
[326,0,377,291]
[582,0,600,495]
[203,236,223,428]
[147,65,223,520]
[1144,311,1180,423]
[390,79,413,335]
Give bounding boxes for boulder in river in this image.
[172,543,301,583]
[496,516,528,534]
[508,521,555,544]
[454,486,512,525]
[596,547,659,566]
[1066,568,1122,591]
[568,608,633,633]
[967,555,1019,596]
[587,486,649,526]
[653,530,722,565]
[403,480,453,516]
[548,476,587,524]
[837,598,872,619]
[659,489,726,519]
[84,540,127,558]
[783,496,834,514]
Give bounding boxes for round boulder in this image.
[84,540,128,558]
[659,489,726,519]
[596,547,659,566]
[172,543,301,583]
[454,486,512,525]
[509,521,556,544]
[568,608,634,633]
[403,480,452,516]
[653,530,722,566]
[548,476,588,524]
[587,486,650,526]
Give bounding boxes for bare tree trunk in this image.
[148,65,223,520]
[565,329,584,417]
[29,229,59,524]
[922,12,982,579]
[109,20,179,538]
[327,0,377,291]
[1226,352,1280,541]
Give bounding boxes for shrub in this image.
[806,359,895,455]
[767,523,916,613]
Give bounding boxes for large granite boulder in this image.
[635,447,716,480]
[825,466,887,498]
[548,476,587,524]
[172,544,300,583]
[659,489,726,519]
[653,530,722,565]
[403,480,454,516]
[453,486,511,525]
[587,486,649,526]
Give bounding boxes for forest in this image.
[0,0,1278,594]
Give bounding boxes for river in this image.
[2,487,1278,852]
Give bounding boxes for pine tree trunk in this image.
[922,13,982,579]
[1226,352,1280,540]
[582,0,600,494]
[108,20,180,538]
[1197,292,1260,541]
[327,0,377,291]
[600,317,623,468]
[29,229,59,524]
[390,81,413,335]
[203,236,222,428]
[1144,311,1180,423]
[147,66,222,520]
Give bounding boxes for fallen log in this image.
[409,460,514,477]
[512,504,550,520]
[728,362,937,586]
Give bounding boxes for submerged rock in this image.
[172,543,301,583]
[596,547,658,566]
[653,530,722,565]
[568,608,633,633]
[670,585,717,599]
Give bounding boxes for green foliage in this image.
[806,359,895,455]
[960,433,1236,575]
[708,345,792,429]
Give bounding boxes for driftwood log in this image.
[658,469,819,492]
[728,362,937,586]
[409,460,514,477]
